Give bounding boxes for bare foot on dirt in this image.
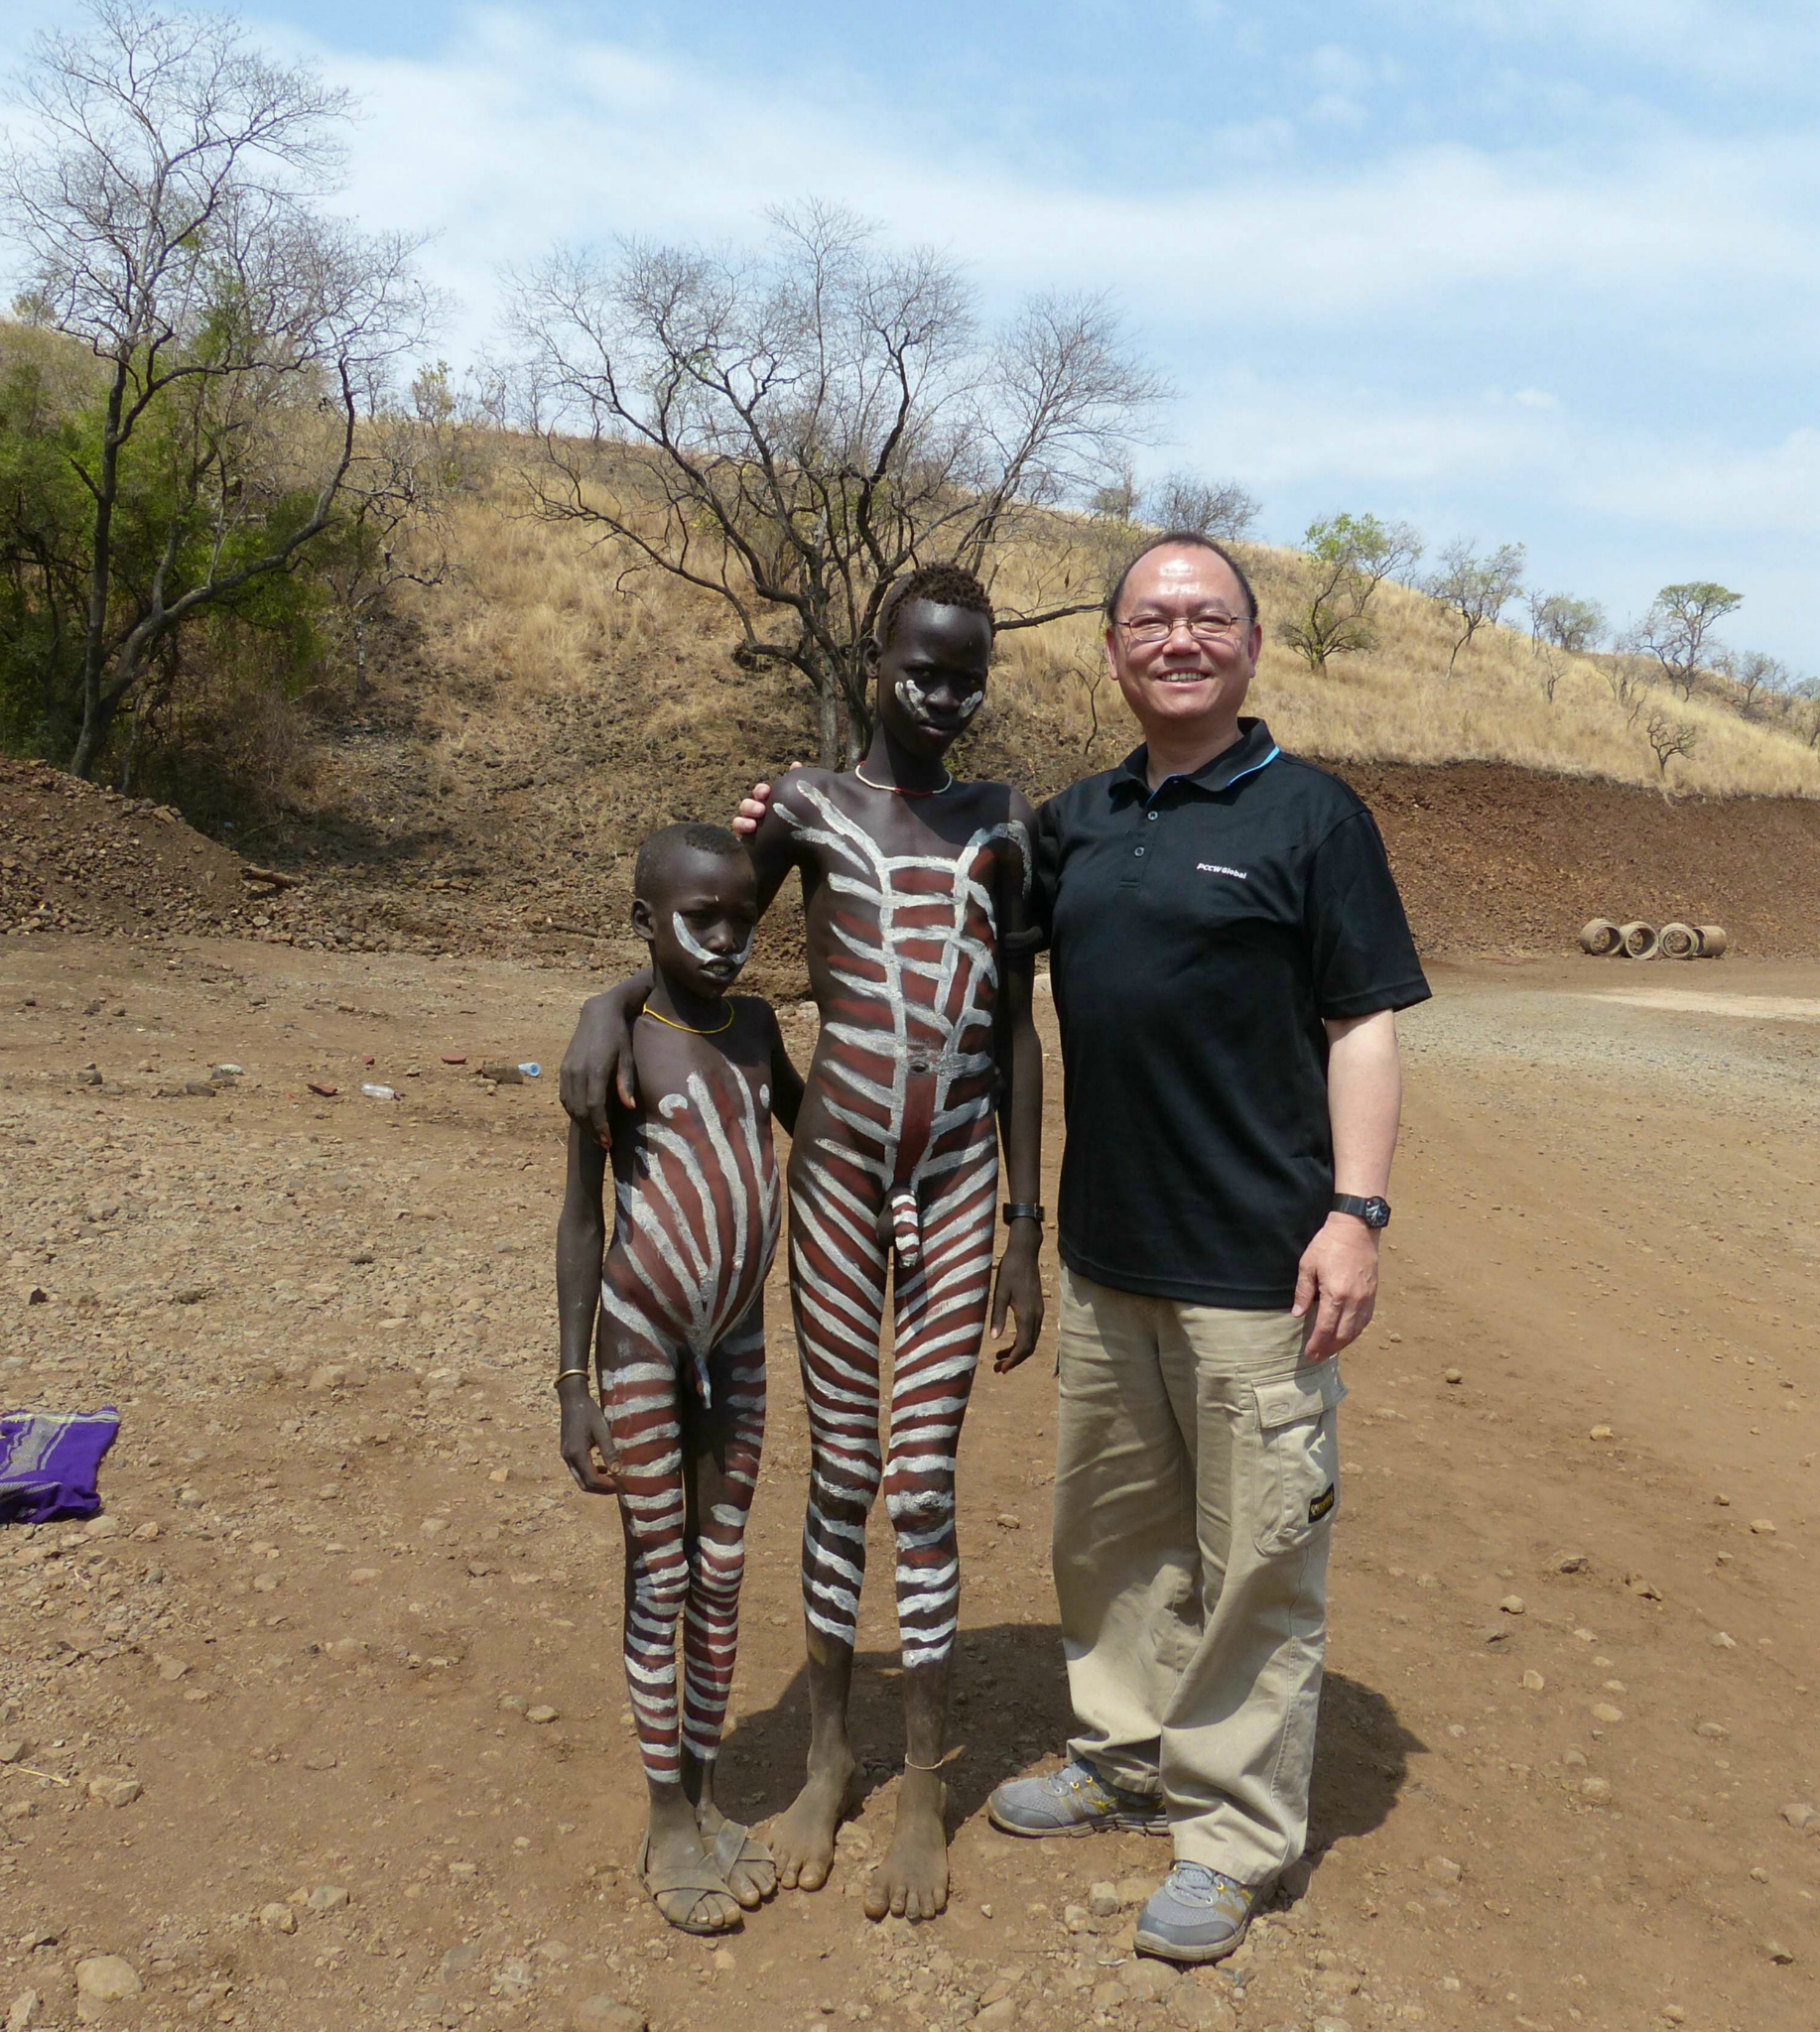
[863,1771,949,1921]
[696,1797,777,1909]
[771,1750,855,1891]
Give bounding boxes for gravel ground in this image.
[2,936,1816,2032]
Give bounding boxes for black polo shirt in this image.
[1032,718,1430,1310]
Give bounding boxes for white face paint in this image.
[671,910,752,981]
[894,674,982,727]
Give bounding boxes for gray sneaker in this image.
[1133,1862,1261,1964]
[987,1757,1168,1839]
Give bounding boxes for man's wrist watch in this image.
[1002,1202,1045,1228]
[1332,1193,1391,1230]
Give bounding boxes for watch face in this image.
[1364,1197,1391,1228]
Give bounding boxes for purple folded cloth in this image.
[0,1408,121,1525]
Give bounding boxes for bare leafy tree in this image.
[1625,580,1742,699]
[1523,590,1604,704]
[1714,646,1784,720]
[0,0,434,777]
[1276,512,1421,673]
[1144,471,1260,543]
[1427,538,1526,675]
[1643,705,1699,780]
[504,202,1165,765]
[1527,590,1605,656]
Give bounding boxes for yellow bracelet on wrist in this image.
[554,1367,591,1390]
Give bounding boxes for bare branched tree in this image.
[1524,590,1604,704]
[1427,538,1525,676]
[1144,471,1260,543]
[1714,646,1784,721]
[1604,653,1652,728]
[1089,458,1143,528]
[1643,705,1699,781]
[1063,647,1109,757]
[1625,580,1742,700]
[1793,678,1820,752]
[503,201,1166,765]
[0,0,434,777]
[316,363,461,703]
[1276,512,1421,673]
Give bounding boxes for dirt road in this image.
[2,939,1815,2032]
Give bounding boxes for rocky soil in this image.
[2,934,1817,2032]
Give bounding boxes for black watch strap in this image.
[1332,1193,1391,1229]
[1002,1202,1045,1226]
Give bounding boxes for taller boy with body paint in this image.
[563,564,1045,1921]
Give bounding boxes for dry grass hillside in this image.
[400,470,1820,804]
[15,457,1820,966]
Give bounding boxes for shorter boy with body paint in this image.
[555,822,805,1936]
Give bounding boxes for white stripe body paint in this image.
[597,1046,777,1784]
[780,781,1030,1672]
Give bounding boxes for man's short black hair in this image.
[1105,531,1258,628]
[633,822,744,901]
[876,563,995,649]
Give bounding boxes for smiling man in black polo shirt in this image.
[987,532,1429,1966]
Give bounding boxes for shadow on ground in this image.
[715,1620,1075,1833]
[1296,1671,1427,1897]
[715,1632,1420,1865]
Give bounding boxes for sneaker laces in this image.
[1162,1862,1250,1919]
[1047,1757,1110,1800]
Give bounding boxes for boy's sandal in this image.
[636,1832,741,1936]
[711,1819,777,1904]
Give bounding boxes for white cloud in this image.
[286,12,1817,377]
[2,1,1808,656]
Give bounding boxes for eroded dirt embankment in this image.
[9,747,1820,961]
[1335,762,1820,958]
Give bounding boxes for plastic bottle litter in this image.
[360,1082,398,1100]
[518,1063,541,1079]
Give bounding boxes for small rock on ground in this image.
[1122,1959,1179,2000]
[573,2000,646,2032]
[1170,1985,1238,2031]
[74,1957,141,2002]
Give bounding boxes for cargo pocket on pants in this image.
[1252,1364,1347,1560]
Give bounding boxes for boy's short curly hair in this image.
[876,563,995,648]
[633,822,743,901]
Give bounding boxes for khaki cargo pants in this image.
[1053,1264,1344,1885]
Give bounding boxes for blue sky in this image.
[4,0,1816,665]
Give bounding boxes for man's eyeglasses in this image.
[1116,612,1246,646]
